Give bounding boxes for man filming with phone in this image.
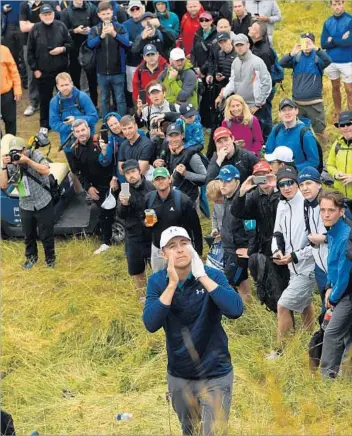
[70,119,117,255]
[0,135,55,269]
[116,159,155,301]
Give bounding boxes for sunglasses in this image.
[278,179,296,189]
[339,122,352,127]
[200,18,211,22]
[130,6,140,11]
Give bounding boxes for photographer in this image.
[0,136,55,269]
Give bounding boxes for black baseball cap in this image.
[40,3,54,14]
[166,123,183,135]
[279,98,297,111]
[122,159,139,172]
[139,12,155,21]
[335,111,352,127]
[276,165,298,183]
[300,32,315,42]
[217,32,231,42]
[179,103,198,117]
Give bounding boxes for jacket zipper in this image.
[287,202,297,274]
[311,208,326,273]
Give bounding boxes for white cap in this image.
[148,83,163,93]
[170,48,185,61]
[127,0,143,12]
[160,226,191,249]
[265,146,294,163]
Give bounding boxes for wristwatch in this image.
[2,166,7,170]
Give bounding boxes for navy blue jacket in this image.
[326,218,352,305]
[321,12,352,63]
[143,266,243,379]
[280,49,331,101]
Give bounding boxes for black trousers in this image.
[37,72,64,128]
[1,89,16,135]
[95,187,115,245]
[69,52,98,107]
[20,201,55,263]
[2,24,26,79]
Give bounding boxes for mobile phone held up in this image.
[121,182,130,197]
[253,175,267,185]
[139,90,147,105]
[100,127,109,144]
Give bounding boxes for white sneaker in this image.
[93,244,110,255]
[39,127,48,136]
[24,105,39,116]
[266,350,283,360]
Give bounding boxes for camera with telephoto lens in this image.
[8,149,22,162]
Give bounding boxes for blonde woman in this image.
[221,94,264,156]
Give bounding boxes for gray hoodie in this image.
[245,0,281,44]
[223,49,272,106]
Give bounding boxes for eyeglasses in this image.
[278,180,296,189]
[339,122,352,127]
[200,18,211,22]
[130,6,140,11]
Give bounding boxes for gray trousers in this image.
[167,371,233,436]
[23,44,40,108]
[321,294,352,378]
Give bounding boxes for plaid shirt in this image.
[7,150,52,211]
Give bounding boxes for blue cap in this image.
[298,166,321,184]
[143,44,158,56]
[216,165,240,182]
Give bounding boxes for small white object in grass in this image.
[116,413,133,421]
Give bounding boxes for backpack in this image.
[78,40,96,72]
[273,122,324,173]
[58,94,84,118]
[147,188,182,211]
[271,48,284,86]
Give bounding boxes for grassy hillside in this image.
[2,2,352,435]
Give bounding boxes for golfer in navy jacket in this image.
[143,226,243,436]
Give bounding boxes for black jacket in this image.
[71,137,114,191]
[206,147,259,184]
[145,189,203,254]
[27,20,72,75]
[191,25,218,75]
[200,1,232,22]
[132,25,176,60]
[221,191,249,252]
[116,178,155,240]
[251,37,274,76]
[60,2,99,52]
[232,13,253,37]
[208,46,237,86]
[231,187,281,256]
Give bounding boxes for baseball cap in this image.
[143,44,158,56]
[127,0,143,12]
[252,160,271,175]
[9,136,26,151]
[279,98,297,111]
[40,3,54,14]
[217,32,231,42]
[139,12,154,21]
[160,226,191,249]
[298,166,321,184]
[166,123,183,135]
[335,110,352,127]
[216,165,240,182]
[199,12,213,20]
[170,48,185,61]
[300,32,315,42]
[276,165,298,183]
[213,127,232,142]
[121,159,139,172]
[179,103,198,118]
[147,83,163,93]
[152,167,170,180]
[233,33,249,45]
[265,146,294,164]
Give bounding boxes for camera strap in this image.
[22,168,51,196]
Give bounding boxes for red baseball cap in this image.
[253,161,271,175]
[213,127,232,142]
[199,12,213,20]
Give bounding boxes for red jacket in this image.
[179,6,204,56]
[132,56,168,104]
